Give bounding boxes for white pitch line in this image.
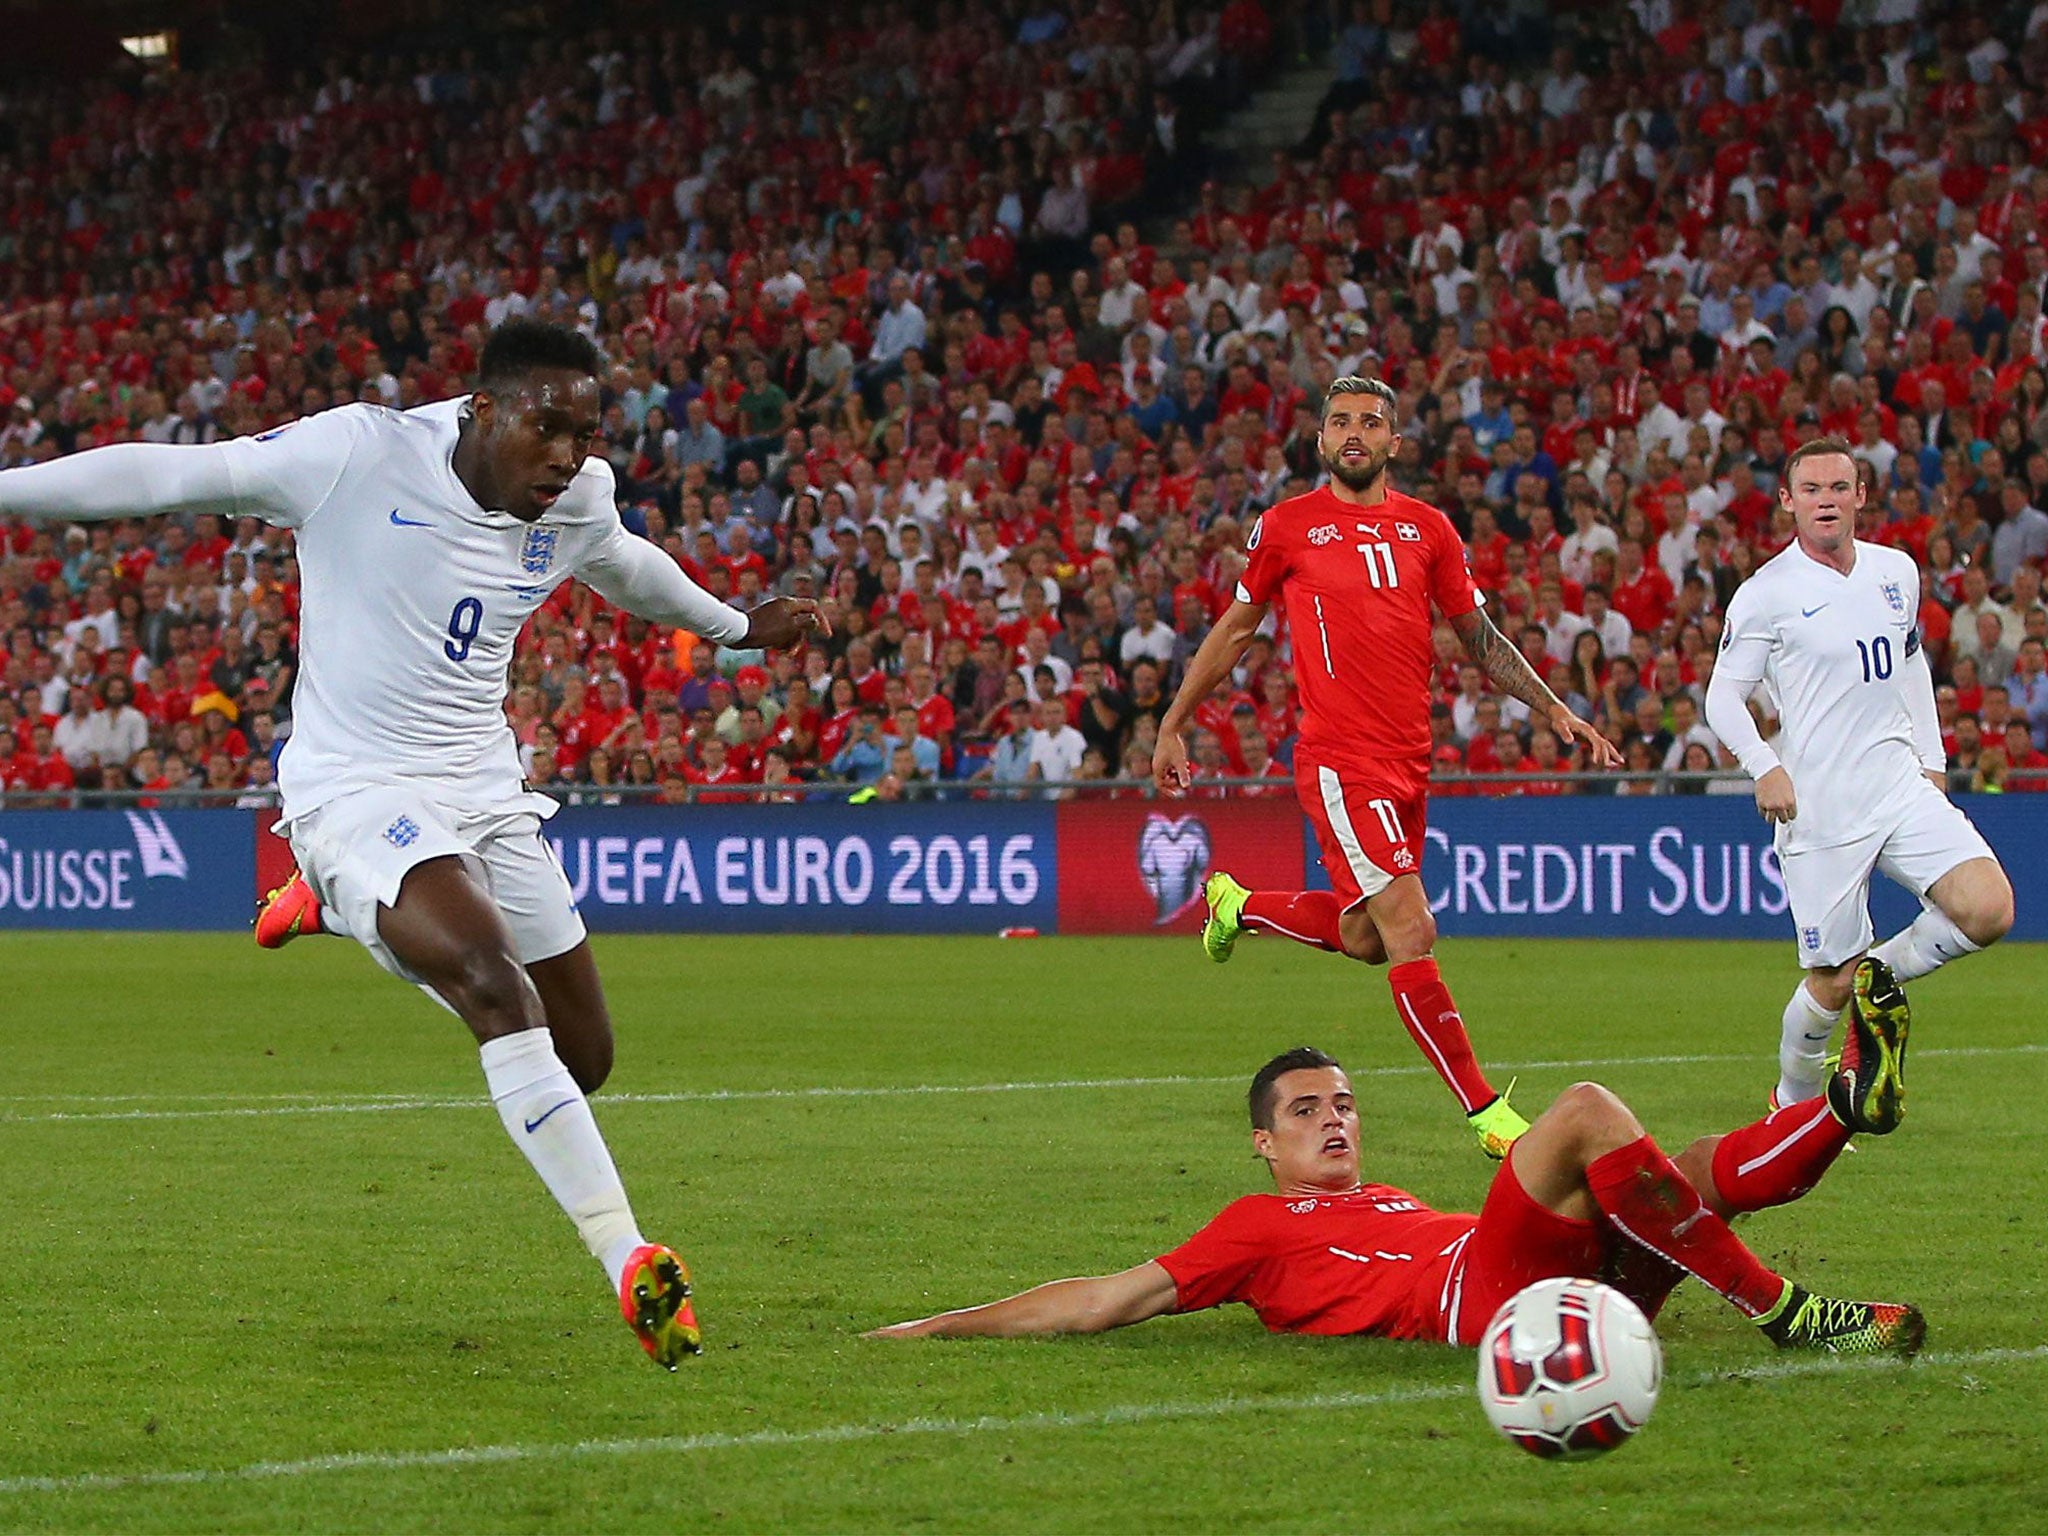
[0,1092,431,1104]
[4,1044,2043,1127]
[0,1344,2041,1499]
[0,1074,1240,1126]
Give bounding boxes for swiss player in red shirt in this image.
[1154,378,1620,1158]
[870,1015,1924,1359]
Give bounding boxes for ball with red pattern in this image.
[1476,1277,1663,1461]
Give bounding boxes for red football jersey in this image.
[1235,487,1479,789]
[1156,1186,1476,1340]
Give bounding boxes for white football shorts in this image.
[281,784,585,986]
[1779,777,1995,969]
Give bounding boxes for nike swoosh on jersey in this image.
[1800,604,1829,617]
[389,509,434,527]
[524,1098,577,1134]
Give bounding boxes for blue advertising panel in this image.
[0,809,254,930]
[548,801,1059,934]
[1305,794,2047,941]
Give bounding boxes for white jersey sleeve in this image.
[569,461,750,645]
[0,440,242,523]
[1703,661,1777,781]
[1897,563,1944,774]
[1705,579,1781,780]
[215,406,368,529]
[1899,643,1945,774]
[1714,577,1776,687]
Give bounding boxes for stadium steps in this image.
[1203,60,1334,179]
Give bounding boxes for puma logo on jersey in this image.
[1307,524,1342,545]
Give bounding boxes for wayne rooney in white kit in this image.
[1705,438,2012,1109]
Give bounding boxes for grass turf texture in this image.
[0,932,2041,1533]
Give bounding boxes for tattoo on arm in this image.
[1452,608,1561,716]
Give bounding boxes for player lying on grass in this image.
[872,958,1923,1358]
[0,320,826,1369]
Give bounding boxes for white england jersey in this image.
[215,398,745,821]
[1716,539,1935,852]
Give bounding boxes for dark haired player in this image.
[872,960,1923,1359]
[1156,377,1621,1159]
[1704,436,2012,1109]
[0,319,825,1368]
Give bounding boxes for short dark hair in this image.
[1783,434,1858,481]
[477,319,603,392]
[1321,375,1398,422]
[1249,1046,1342,1130]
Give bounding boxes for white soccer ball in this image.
[1476,1277,1662,1460]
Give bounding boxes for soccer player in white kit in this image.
[0,320,827,1369]
[1704,438,2014,1109]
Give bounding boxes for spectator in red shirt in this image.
[906,662,958,767]
[1517,726,1575,796]
[2002,721,2046,790]
[1609,538,1674,637]
[685,737,753,803]
[14,721,76,801]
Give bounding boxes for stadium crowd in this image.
[2,0,2047,810]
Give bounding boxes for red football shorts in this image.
[1440,1153,1614,1346]
[1294,752,1427,909]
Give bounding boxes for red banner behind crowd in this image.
[1055,798,1307,935]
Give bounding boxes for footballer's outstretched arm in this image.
[1155,597,1268,792]
[1449,605,1622,767]
[578,526,831,650]
[0,441,245,524]
[866,1261,1180,1339]
[0,411,357,529]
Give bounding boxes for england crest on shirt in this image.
[1880,580,1906,616]
[520,526,559,576]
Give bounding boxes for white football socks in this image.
[1777,981,1839,1107]
[1869,906,1981,983]
[479,1028,646,1291]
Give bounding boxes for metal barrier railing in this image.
[5,768,2043,810]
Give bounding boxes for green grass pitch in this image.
[0,931,2042,1533]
